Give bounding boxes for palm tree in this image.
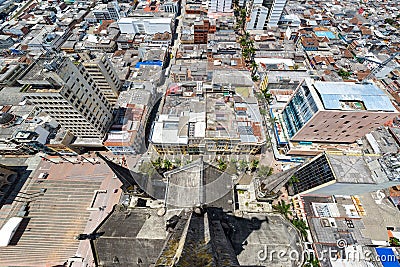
[174,158,181,167]
[238,159,248,172]
[217,159,227,171]
[252,75,259,82]
[269,117,278,125]
[242,49,250,60]
[251,61,258,70]
[264,92,273,104]
[304,256,319,267]
[291,218,309,239]
[248,46,256,57]
[288,174,300,186]
[240,9,247,31]
[240,38,248,47]
[272,200,292,219]
[152,157,162,170]
[249,159,259,172]
[163,159,173,170]
[255,92,265,102]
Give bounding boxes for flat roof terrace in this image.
[314,81,397,112]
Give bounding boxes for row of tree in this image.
[216,158,274,178]
[272,200,309,239]
[235,8,260,82]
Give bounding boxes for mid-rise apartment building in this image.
[208,0,233,13]
[18,56,114,139]
[93,1,121,21]
[194,18,216,44]
[79,53,122,105]
[247,5,269,30]
[247,0,287,30]
[281,79,400,143]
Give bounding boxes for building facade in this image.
[162,1,179,13]
[80,53,121,105]
[208,0,233,13]
[247,5,269,30]
[150,83,266,155]
[18,56,114,139]
[117,18,173,35]
[267,0,286,26]
[246,0,287,30]
[281,79,400,143]
[194,19,216,44]
[93,1,121,21]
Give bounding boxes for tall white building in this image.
[208,0,233,13]
[80,53,122,105]
[268,0,286,26]
[247,6,269,30]
[162,1,179,13]
[18,56,114,139]
[246,0,287,29]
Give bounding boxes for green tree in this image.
[255,92,265,102]
[252,75,259,82]
[238,159,248,172]
[259,108,267,116]
[264,92,273,103]
[163,159,173,170]
[338,68,351,79]
[389,237,400,246]
[152,157,162,170]
[240,8,247,19]
[240,37,248,46]
[217,159,227,171]
[385,18,395,26]
[269,117,278,125]
[249,159,259,172]
[244,46,255,60]
[251,61,258,71]
[272,200,292,219]
[242,49,250,60]
[291,218,309,239]
[304,253,319,267]
[174,158,181,167]
[288,174,300,186]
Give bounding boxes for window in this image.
[340,115,347,119]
